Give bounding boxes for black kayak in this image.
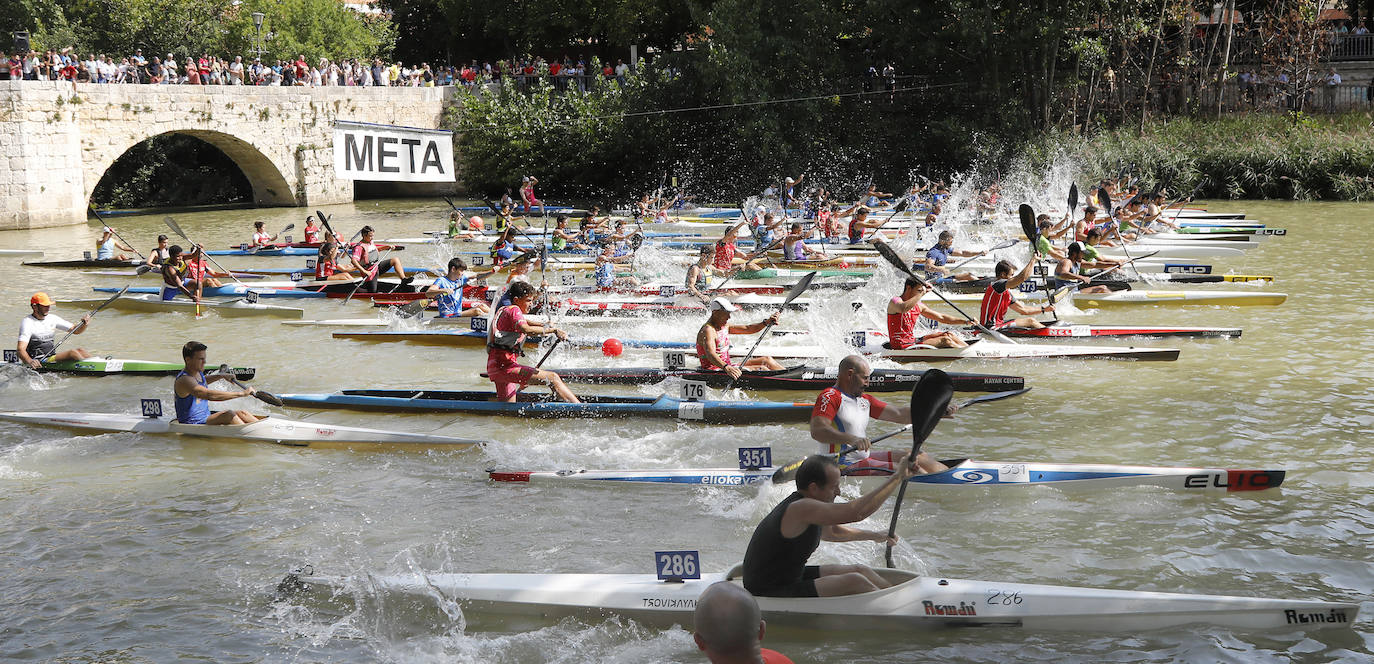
[546,366,1025,393]
[24,258,144,269]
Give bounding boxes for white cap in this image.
[708,297,739,312]
[785,177,795,183]
[754,205,767,214]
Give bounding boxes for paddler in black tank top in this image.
[741,452,916,598]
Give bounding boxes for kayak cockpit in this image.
[722,563,921,589]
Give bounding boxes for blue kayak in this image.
[277,390,812,423]
[96,285,328,299]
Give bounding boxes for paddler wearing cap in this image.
[17,293,93,369]
[303,216,322,244]
[96,227,135,261]
[782,174,805,211]
[486,281,579,402]
[696,297,783,379]
[174,341,261,425]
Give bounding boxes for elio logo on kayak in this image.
[1183,471,1281,491]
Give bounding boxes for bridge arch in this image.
[86,129,298,208]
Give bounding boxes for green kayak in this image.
[2,353,255,380]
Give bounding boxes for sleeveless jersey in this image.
[174,370,210,424]
[979,280,1013,327]
[697,325,732,369]
[741,492,821,596]
[886,297,925,349]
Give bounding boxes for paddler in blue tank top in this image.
[96,226,135,261]
[421,257,494,318]
[173,341,261,425]
[593,242,640,291]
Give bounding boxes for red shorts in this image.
[487,362,537,399]
[841,450,899,474]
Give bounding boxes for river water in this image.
[0,200,1370,662]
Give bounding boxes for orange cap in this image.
[30,292,54,306]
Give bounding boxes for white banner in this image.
[333,121,455,182]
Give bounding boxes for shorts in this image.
[751,566,820,598]
[841,450,899,475]
[488,362,537,400]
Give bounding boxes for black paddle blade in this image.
[630,233,644,251]
[908,369,954,455]
[255,390,286,407]
[869,240,919,281]
[134,264,153,275]
[483,198,501,215]
[1068,183,1079,212]
[164,216,188,240]
[891,197,911,214]
[1017,204,1037,243]
[783,271,817,303]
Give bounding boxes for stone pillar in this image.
[0,81,88,229]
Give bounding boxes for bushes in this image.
[1025,113,1374,201]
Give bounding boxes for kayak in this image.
[549,366,1026,393]
[0,412,486,451]
[936,274,1272,295]
[1067,290,1287,308]
[206,244,403,257]
[737,268,875,279]
[98,285,328,299]
[993,323,1241,339]
[277,390,813,423]
[1,353,254,379]
[0,249,44,257]
[24,258,143,269]
[488,458,1285,492]
[332,330,695,350]
[278,564,1357,633]
[864,339,1180,362]
[60,295,305,319]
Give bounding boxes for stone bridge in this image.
[0,81,460,230]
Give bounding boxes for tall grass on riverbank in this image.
[1024,113,1374,201]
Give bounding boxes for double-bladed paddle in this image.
[770,387,1030,484]
[860,197,912,242]
[869,240,1018,345]
[89,206,148,262]
[480,198,568,264]
[724,271,817,390]
[163,217,251,288]
[885,369,954,568]
[215,363,284,407]
[1019,204,1060,323]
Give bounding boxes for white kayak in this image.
[60,294,305,319]
[0,411,487,451]
[0,249,44,257]
[1063,290,1287,308]
[1097,245,1244,259]
[279,563,1357,633]
[488,458,1285,492]
[863,339,1180,362]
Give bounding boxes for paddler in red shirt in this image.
[714,222,765,272]
[486,281,579,402]
[885,277,968,349]
[695,297,782,379]
[303,216,322,244]
[979,259,1052,329]
[811,354,948,475]
[350,225,412,292]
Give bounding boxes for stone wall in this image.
[0,80,461,230]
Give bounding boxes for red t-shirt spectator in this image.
[549,62,562,76]
[603,65,613,78]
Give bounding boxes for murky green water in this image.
[1,199,1370,662]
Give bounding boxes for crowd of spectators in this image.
[0,47,644,91]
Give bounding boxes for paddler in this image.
[1074,205,1099,242]
[885,278,968,349]
[444,212,480,240]
[96,227,134,261]
[1054,242,1112,294]
[1080,228,1124,273]
[160,245,203,301]
[350,225,412,292]
[695,297,783,379]
[249,221,278,247]
[921,231,979,282]
[303,216,322,244]
[716,222,766,272]
[685,246,735,303]
[17,293,92,369]
[314,241,356,282]
[693,581,795,664]
[594,242,640,290]
[979,259,1052,330]
[550,215,588,252]
[781,222,827,261]
[422,257,492,318]
[741,449,917,597]
[810,355,949,475]
[833,203,885,244]
[1033,216,1068,261]
[144,234,171,267]
[174,340,261,425]
[486,281,579,402]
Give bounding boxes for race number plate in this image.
[663,351,686,370]
[245,291,260,304]
[470,317,488,332]
[2,349,17,363]
[83,251,93,261]
[681,381,707,402]
[738,447,772,470]
[104,359,124,372]
[473,256,485,266]
[561,274,576,286]
[140,398,163,418]
[998,464,1029,483]
[284,235,293,244]
[289,272,303,282]
[655,550,701,581]
[677,402,705,420]
[306,259,317,269]
[658,285,677,298]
